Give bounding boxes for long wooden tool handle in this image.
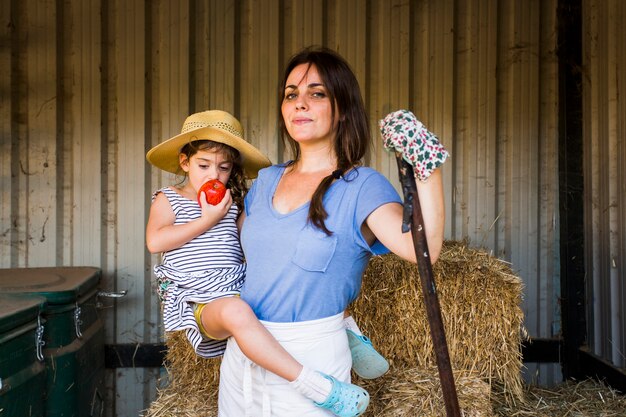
[395,153,461,417]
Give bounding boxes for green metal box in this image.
[0,267,104,417]
[0,294,47,417]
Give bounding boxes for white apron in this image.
[218,312,351,417]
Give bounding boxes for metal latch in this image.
[74,303,83,338]
[36,315,45,361]
[96,290,128,308]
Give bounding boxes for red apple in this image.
[197,179,227,206]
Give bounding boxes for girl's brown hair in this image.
[178,140,248,216]
[279,46,371,234]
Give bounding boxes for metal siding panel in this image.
[281,0,326,163]
[142,1,192,409]
[239,0,281,164]
[493,0,559,348]
[156,0,190,142]
[420,1,456,241]
[113,0,149,415]
[411,0,432,122]
[59,1,72,266]
[453,0,473,240]
[368,0,411,187]
[584,0,626,369]
[605,0,620,368]
[595,0,612,362]
[427,0,455,151]
[204,0,237,112]
[283,0,324,55]
[502,0,543,337]
[618,0,626,370]
[583,0,601,356]
[25,0,57,267]
[0,0,11,265]
[113,0,146,336]
[537,0,561,384]
[184,0,239,137]
[326,0,367,167]
[116,368,160,417]
[584,0,609,361]
[68,0,102,267]
[145,0,192,354]
[454,0,498,246]
[327,0,367,92]
[404,0,456,238]
[101,1,123,415]
[538,0,560,343]
[605,0,624,369]
[101,0,116,349]
[473,0,497,252]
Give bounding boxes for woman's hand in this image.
[379,109,449,182]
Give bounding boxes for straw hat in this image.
[146,110,271,178]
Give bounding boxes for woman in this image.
[218,46,446,417]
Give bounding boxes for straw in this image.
[143,240,625,416]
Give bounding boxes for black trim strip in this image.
[104,342,626,395]
[557,0,586,381]
[105,343,166,368]
[522,338,561,363]
[579,347,626,394]
[104,338,564,369]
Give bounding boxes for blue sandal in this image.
[347,329,390,379]
[314,373,369,417]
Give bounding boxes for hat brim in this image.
[146,127,271,178]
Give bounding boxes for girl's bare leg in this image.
[200,297,303,381]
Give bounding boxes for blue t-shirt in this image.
[240,164,402,322]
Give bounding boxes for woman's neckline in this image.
[269,163,357,217]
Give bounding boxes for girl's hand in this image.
[146,188,234,254]
[198,188,233,229]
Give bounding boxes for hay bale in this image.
[350,240,526,403]
[143,331,220,417]
[145,239,526,415]
[356,366,494,416]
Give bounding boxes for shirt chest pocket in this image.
[291,228,338,272]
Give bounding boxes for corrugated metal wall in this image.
[583,0,626,369]
[3,0,622,415]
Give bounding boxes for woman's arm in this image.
[363,169,445,264]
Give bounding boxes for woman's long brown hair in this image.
[279,46,371,235]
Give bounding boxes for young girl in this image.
[145,110,370,417]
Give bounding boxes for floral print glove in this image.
[379,109,449,181]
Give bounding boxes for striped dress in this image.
[153,187,245,358]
